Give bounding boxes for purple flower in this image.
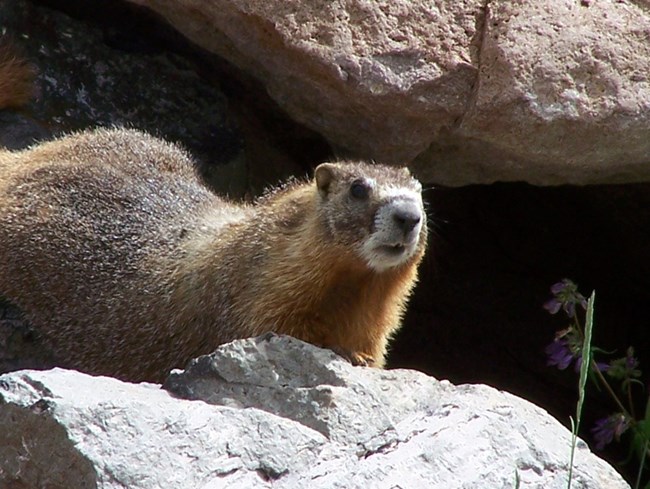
[564,301,577,318]
[545,339,575,370]
[573,356,609,374]
[591,414,629,450]
[625,350,639,370]
[544,279,588,317]
[543,298,562,315]
[606,347,642,382]
[596,361,609,372]
[550,281,567,295]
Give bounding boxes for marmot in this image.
[0,61,427,383]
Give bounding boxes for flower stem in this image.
[627,383,636,420]
[633,397,650,489]
[633,439,647,489]
[572,308,632,419]
[591,360,632,420]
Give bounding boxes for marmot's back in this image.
[0,129,246,352]
[1,128,220,272]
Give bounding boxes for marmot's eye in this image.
[350,180,370,200]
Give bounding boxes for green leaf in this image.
[568,291,595,489]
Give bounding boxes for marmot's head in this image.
[314,161,426,272]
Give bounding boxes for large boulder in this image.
[126,0,481,175]
[127,0,650,185]
[457,0,650,185]
[0,335,630,488]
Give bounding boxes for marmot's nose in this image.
[392,205,421,235]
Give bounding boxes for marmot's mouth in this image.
[379,243,406,255]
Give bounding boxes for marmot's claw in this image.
[350,351,376,367]
[330,346,375,367]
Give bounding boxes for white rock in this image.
[0,335,630,488]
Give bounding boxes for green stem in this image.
[573,308,632,420]
[572,314,583,337]
[633,439,648,489]
[634,396,650,489]
[627,382,636,421]
[591,361,631,419]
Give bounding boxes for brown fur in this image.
[0,54,426,382]
[0,43,35,109]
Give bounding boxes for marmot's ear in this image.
[314,163,338,197]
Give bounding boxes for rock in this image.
[164,332,443,448]
[0,366,324,488]
[456,0,650,185]
[126,0,650,185]
[127,0,482,170]
[0,335,629,488]
[1,0,335,194]
[0,0,247,191]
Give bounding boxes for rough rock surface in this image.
[0,0,325,194]
[127,0,650,185]
[0,335,629,488]
[457,0,650,185]
[0,0,241,166]
[127,0,482,173]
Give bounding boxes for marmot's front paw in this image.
[330,346,376,367]
[349,351,376,367]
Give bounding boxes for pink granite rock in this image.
[128,0,650,185]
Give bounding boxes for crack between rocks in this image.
[256,465,287,482]
[216,467,240,478]
[454,0,491,132]
[356,424,428,460]
[627,1,650,15]
[359,438,398,459]
[19,375,55,400]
